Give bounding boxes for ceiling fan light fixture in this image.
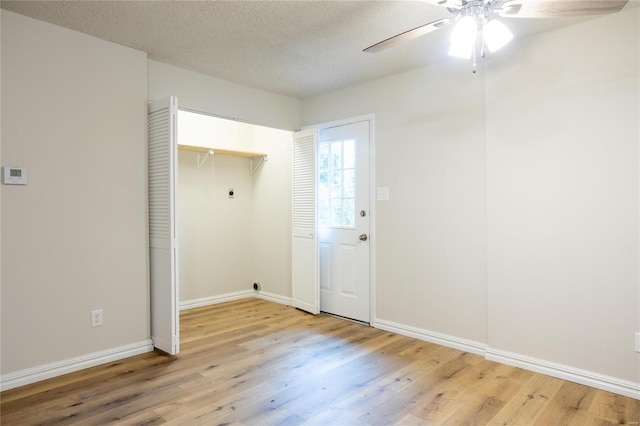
[448,15,477,59]
[484,19,513,52]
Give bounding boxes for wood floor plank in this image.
[589,389,640,425]
[1,299,638,425]
[535,381,600,425]
[487,372,564,425]
[407,353,495,424]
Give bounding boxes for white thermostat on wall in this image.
[3,166,28,185]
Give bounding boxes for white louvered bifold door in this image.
[292,128,319,314]
[148,97,179,355]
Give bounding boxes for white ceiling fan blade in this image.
[498,0,629,18]
[419,0,464,9]
[363,18,452,53]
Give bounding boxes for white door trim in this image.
[303,114,376,324]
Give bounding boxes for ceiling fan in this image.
[363,0,630,72]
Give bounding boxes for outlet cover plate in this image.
[376,186,389,201]
[91,309,103,327]
[635,332,640,352]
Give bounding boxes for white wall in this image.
[177,113,292,304]
[250,125,293,299]
[1,11,149,376]
[302,7,640,390]
[303,63,489,346]
[148,60,301,131]
[178,150,255,300]
[485,8,639,383]
[178,110,253,151]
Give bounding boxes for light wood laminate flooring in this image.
[1,298,638,425]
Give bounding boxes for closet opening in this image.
[175,109,294,321]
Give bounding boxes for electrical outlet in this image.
[635,332,640,353]
[91,309,103,327]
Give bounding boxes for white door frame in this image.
[303,114,376,324]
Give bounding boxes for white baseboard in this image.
[179,290,254,311]
[180,290,292,311]
[4,300,636,401]
[0,340,153,392]
[374,318,487,356]
[373,319,639,400]
[0,291,288,392]
[486,348,640,400]
[254,291,292,306]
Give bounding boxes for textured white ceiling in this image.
[1,1,633,98]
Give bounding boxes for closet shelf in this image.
[178,144,268,174]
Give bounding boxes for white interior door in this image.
[318,120,370,323]
[148,97,179,355]
[291,128,319,314]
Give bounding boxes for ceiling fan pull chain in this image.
[481,26,487,59]
[472,40,477,74]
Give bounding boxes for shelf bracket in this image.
[197,149,214,169]
[250,155,268,175]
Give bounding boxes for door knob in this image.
[359,233,368,241]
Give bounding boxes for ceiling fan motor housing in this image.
[458,0,495,25]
